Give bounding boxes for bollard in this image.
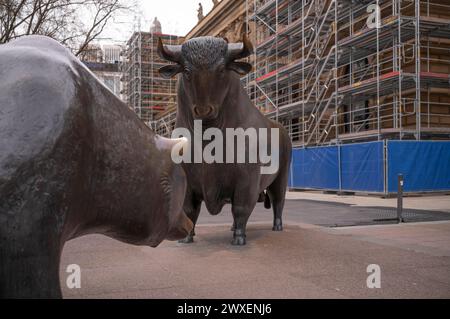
[397,174,404,223]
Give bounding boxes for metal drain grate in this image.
[313,206,450,228]
[370,208,450,221]
[334,207,450,227]
[280,199,450,228]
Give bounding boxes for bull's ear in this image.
[227,61,252,75]
[159,64,183,78]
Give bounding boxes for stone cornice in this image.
[185,0,246,39]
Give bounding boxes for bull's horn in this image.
[157,38,182,63]
[154,135,188,151]
[227,33,254,61]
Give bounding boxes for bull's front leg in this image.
[230,172,260,245]
[230,200,257,246]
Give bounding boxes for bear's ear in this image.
[227,61,252,75]
[159,64,183,78]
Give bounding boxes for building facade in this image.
[246,0,450,147]
[102,44,122,64]
[81,44,124,100]
[121,22,180,124]
[83,61,123,98]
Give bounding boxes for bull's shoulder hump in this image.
[0,36,79,178]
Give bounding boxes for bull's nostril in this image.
[193,106,213,117]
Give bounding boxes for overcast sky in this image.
[102,0,214,44]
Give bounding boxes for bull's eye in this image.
[219,67,226,78]
[184,68,191,81]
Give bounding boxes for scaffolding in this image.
[151,0,450,146]
[121,27,179,124]
[245,0,450,146]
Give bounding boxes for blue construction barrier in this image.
[387,141,450,192]
[289,145,339,189]
[341,142,384,192]
[289,140,450,194]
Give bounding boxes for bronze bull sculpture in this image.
[158,35,292,245]
[0,36,192,298]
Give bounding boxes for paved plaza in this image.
[61,193,450,298]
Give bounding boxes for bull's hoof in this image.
[272,218,283,231]
[178,235,194,244]
[231,235,246,246]
[272,224,283,231]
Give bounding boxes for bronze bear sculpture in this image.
[0,36,193,298]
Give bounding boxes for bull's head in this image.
[158,35,253,120]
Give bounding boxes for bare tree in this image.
[0,0,134,56]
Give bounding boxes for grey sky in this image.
[101,0,214,44]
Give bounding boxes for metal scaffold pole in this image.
[415,0,421,140]
[275,0,279,122]
[335,0,339,144]
[376,0,380,140]
[302,0,305,146]
[137,18,142,120]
